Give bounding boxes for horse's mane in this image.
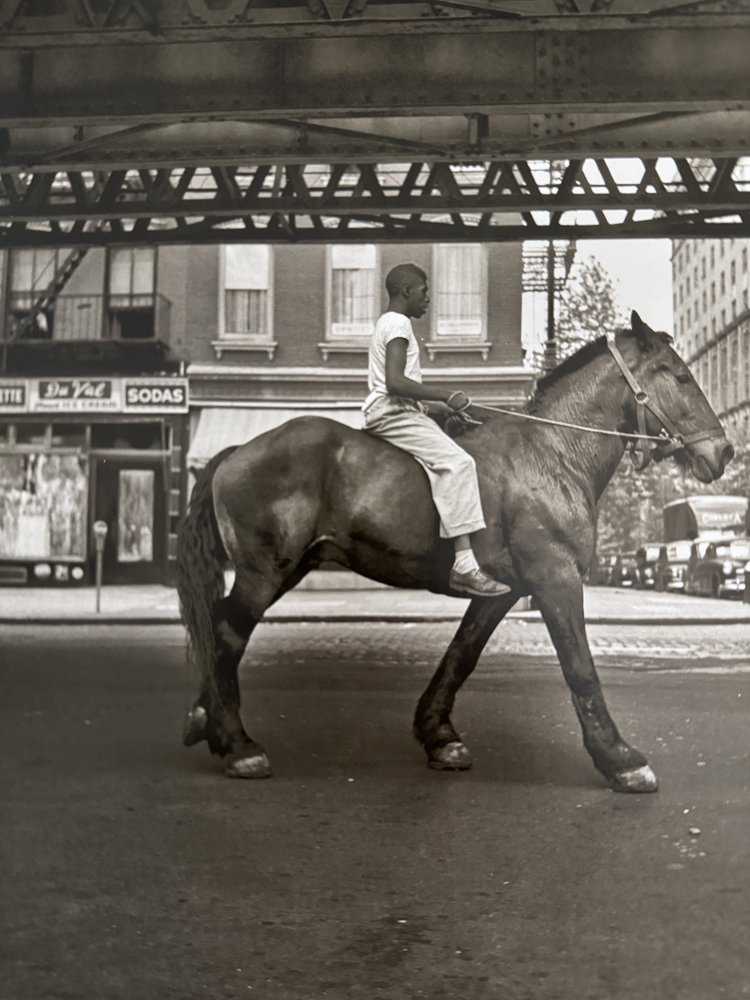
[527,326,673,413]
[527,334,613,412]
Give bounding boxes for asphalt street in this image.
[1,620,748,1000]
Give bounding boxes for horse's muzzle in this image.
[689,437,734,483]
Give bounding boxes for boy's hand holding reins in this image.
[445,390,483,435]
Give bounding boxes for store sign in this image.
[36,379,118,411]
[124,379,189,412]
[0,383,26,410]
[0,377,188,414]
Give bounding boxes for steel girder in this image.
[1,2,750,243]
[2,157,748,246]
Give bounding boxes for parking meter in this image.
[93,521,108,612]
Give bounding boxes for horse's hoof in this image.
[225,753,273,779]
[182,705,208,747]
[610,764,658,794]
[428,741,473,771]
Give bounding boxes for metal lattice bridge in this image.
[1,0,749,245]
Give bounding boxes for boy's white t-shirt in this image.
[363,311,422,411]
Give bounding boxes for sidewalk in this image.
[1,571,748,625]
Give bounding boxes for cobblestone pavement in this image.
[40,619,744,670]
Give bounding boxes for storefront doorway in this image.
[93,457,166,584]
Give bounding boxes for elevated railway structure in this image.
[0,0,748,246]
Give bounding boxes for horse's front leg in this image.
[414,593,517,770]
[534,578,658,793]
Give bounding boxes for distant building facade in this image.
[0,241,531,586]
[671,237,750,441]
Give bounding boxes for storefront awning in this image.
[187,406,364,469]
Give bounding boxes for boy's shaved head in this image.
[385,263,427,297]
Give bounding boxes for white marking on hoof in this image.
[428,741,473,771]
[225,754,272,779]
[612,764,658,793]
[182,705,208,746]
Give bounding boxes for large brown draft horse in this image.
[177,313,733,792]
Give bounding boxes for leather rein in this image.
[469,338,723,472]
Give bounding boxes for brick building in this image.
[0,242,531,587]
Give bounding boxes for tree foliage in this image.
[530,252,748,554]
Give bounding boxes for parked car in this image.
[653,540,692,591]
[687,537,750,598]
[618,551,639,588]
[634,543,662,588]
[685,539,711,594]
[596,553,622,586]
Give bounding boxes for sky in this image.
[578,238,674,333]
[522,237,674,357]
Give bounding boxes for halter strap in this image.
[607,336,723,470]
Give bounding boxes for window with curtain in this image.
[329,244,376,338]
[222,245,271,339]
[108,248,156,307]
[434,244,486,338]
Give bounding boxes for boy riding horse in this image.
[363,263,510,598]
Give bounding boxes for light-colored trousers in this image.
[363,395,486,538]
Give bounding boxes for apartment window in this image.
[701,257,706,280]
[710,245,715,268]
[433,244,486,339]
[702,291,707,315]
[729,330,739,409]
[109,248,155,306]
[720,271,726,295]
[719,339,728,412]
[221,245,272,340]
[9,249,69,337]
[108,248,156,339]
[711,281,716,305]
[328,244,377,338]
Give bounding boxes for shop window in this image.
[328,244,377,339]
[108,248,156,339]
[0,452,88,560]
[51,423,87,449]
[91,422,163,450]
[15,424,49,447]
[117,470,155,564]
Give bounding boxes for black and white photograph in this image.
[1,3,748,998]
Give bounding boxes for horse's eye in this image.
[676,372,691,384]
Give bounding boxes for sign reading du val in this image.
[36,379,119,411]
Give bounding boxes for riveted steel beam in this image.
[1,17,749,127]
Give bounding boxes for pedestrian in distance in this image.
[362,262,510,598]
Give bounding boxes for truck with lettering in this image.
[662,495,748,544]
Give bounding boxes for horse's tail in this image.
[176,446,237,736]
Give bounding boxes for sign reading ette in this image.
[0,384,26,409]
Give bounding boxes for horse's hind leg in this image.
[414,593,516,770]
[533,576,658,793]
[184,577,275,779]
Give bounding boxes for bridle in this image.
[606,337,723,470]
[468,335,724,472]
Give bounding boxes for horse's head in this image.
[615,312,734,483]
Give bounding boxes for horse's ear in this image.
[630,310,657,352]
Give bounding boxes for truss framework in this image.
[2,156,748,246]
